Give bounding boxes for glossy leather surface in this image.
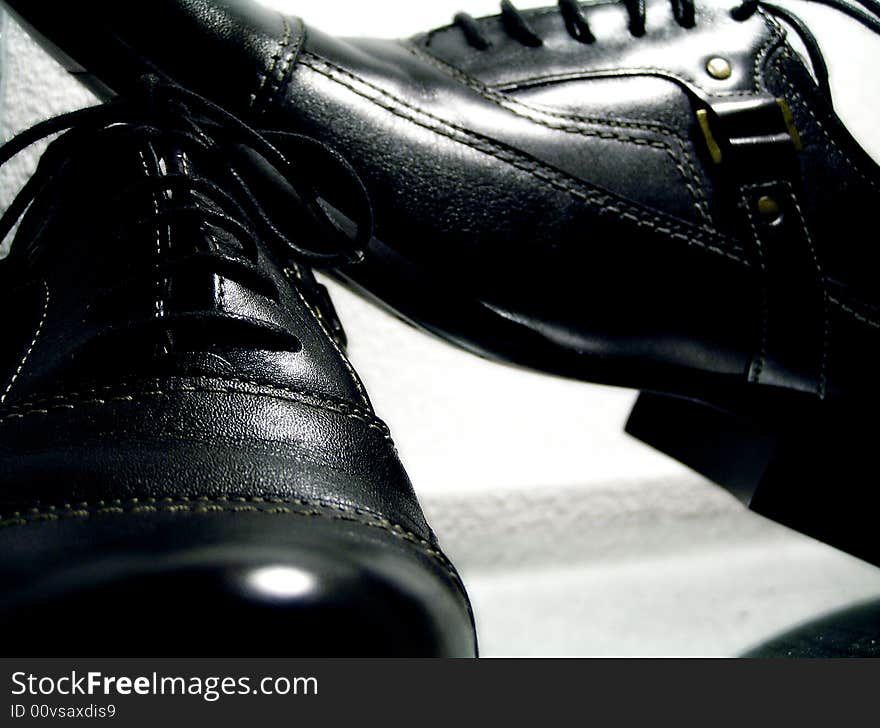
[1,509,474,656]
[0,100,475,657]
[5,0,880,407]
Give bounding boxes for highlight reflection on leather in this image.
[6,0,880,414]
[0,78,476,657]
[1,511,474,656]
[4,0,880,645]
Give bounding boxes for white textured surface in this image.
[2,1,880,656]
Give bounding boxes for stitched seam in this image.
[479,18,782,97]
[783,179,829,399]
[404,42,711,223]
[740,193,768,384]
[830,296,880,331]
[3,495,399,536]
[267,17,301,111]
[299,52,747,265]
[0,391,392,439]
[249,16,292,113]
[742,182,829,397]
[763,45,880,337]
[0,497,459,585]
[477,18,782,99]
[285,269,371,408]
[673,136,712,224]
[772,49,880,193]
[301,53,736,258]
[0,376,380,419]
[753,9,785,93]
[406,41,684,136]
[491,67,756,97]
[0,380,392,439]
[0,281,50,406]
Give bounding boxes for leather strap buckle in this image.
[698,97,826,398]
[696,96,802,169]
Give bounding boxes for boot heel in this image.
[626,391,880,566]
[751,418,879,567]
[625,392,777,503]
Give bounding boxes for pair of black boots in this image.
[2,0,880,656]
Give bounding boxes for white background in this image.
[2,0,880,655]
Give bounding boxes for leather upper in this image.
[4,0,880,408]
[0,126,433,533]
[0,91,477,656]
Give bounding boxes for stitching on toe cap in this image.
[0,495,463,588]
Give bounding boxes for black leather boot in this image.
[5,0,880,561]
[0,80,476,657]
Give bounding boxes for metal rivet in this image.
[706,57,732,80]
[757,196,780,219]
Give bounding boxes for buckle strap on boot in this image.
[697,95,828,398]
